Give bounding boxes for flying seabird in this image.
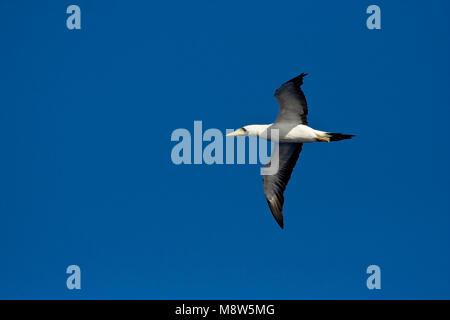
[227,73,354,228]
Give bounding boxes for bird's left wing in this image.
[274,73,308,125]
[262,142,303,229]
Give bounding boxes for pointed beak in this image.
[226,129,242,137]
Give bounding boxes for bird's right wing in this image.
[274,73,308,125]
[262,142,303,229]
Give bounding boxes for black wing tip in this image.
[267,199,285,229]
[274,72,308,96]
[277,218,284,229]
[273,213,284,229]
[289,73,308,86]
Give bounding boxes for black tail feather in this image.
[328,133,355,142]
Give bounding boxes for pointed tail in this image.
[327,132,355,142]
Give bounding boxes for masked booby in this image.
[227,73,354,229]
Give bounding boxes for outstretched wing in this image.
[274,73,308,125]
[262,142,303,228]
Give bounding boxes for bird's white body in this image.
[241,124,328,143]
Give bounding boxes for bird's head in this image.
[226,126,249,137]
[227,125,268,137]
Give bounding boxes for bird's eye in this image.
[241,127,247,133]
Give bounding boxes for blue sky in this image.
[1,0,449,299]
